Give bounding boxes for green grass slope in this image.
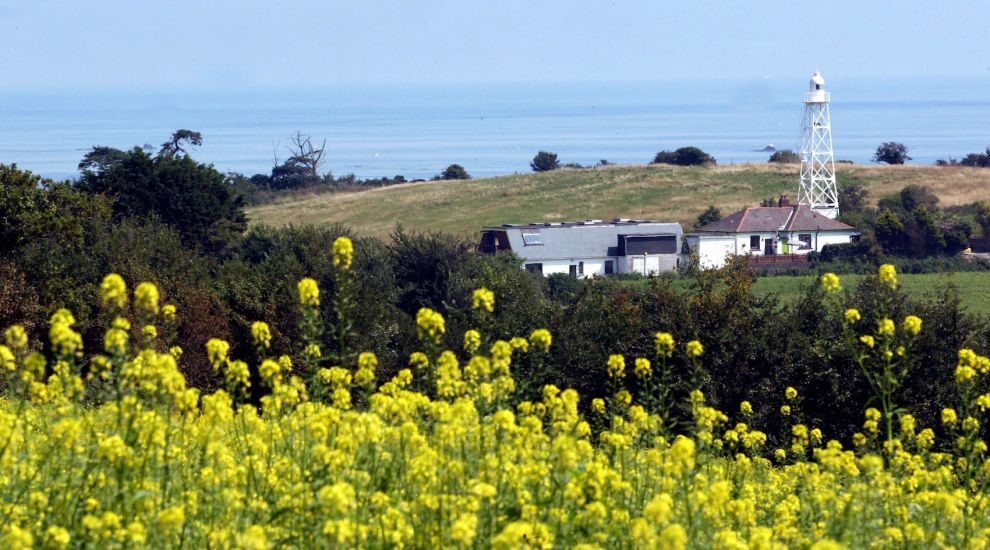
[246,163,990,239]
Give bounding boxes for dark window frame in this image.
[524,263,543,275]
[750,235,760,249]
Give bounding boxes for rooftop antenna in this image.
[797,71,839,219]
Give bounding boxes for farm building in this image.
[478,219,684,277]
[686,197,858,269]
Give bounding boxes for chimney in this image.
[778,194,791,207]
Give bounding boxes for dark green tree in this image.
[76,135,246,251]
[693,205,722,230]
[652,147,716,166]
[838,183,869,213]
[159,129,203,159]
[530,151,559,172]
[440,164,471,180]
[768,150,801,164]
[873,209,908,254]
[873,142,911,164]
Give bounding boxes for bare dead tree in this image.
[282,132,327,178]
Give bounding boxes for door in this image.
[632,257,645,274]
[645,256,661,275]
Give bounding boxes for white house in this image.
[686,198,858,269]
[478,219,684,277]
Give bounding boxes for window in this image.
[578,261,584,276]
[604,260,614,274]
[750,235,760,249]
[569,265,577,277]
[524,263,543,275]
[521,232,543,246]
[798,234,812,250]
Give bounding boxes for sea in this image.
[2,76,989,182]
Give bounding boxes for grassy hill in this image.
[246,163,990,239]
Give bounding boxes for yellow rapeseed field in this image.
[1,238,989,549]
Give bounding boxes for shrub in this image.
[440,164,471,180]
[652,147,716,166]
[530,151,560,172]
[768,149,801,164]
[693,205,722,230]
[873,142,911,164]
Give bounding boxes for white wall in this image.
[687,235,737,269]
[621,255,679,275]
[689,231,857,269]
[522,258,612,278]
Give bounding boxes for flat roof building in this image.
[479,219,684,277]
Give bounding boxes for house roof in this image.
[484,219,683,261]
[697,206,855,233]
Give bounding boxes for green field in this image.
[246,163,990,239]
[749,272,990,313]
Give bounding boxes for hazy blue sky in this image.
[2,0,987,90]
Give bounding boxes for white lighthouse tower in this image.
[797,71,839,219]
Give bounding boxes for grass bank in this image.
[246,163,990,239]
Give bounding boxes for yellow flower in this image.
[902,315,922,336]
[780,405,791,416]
[400,355,426,376]
[251,321,272,349]
[134,281,160,315]
[463,330,482,354]
[685,340,704,358]
[44,526,70,549]
[305,343,321,359]
[654,332,675,357]
[844,308,861,324]
[633,357,652,379]
[416,308,446,343]
[162,304,177,323]
[860,335,875,348]
[206,339,230,367]
[785,386,798,400]
[100,273,128,309]
[357,351,378,373]
[877,318,895,338]
[332,236,354,270]
[607,354,625,379]
[900,414,916,436]
[259,359,281,384]
[472,287,495,313]
[591,398,606,414]
[297,278,320,307]
[142,325,157,340]
[878,263,897,289]
[955,365,976,385]
[740,400,753,415]
[942,408,958,426]
[658,524,687,550]
[237,525,270,550]
[156,506,185,534]
[0,346,15,372]
[820,272,841,293]
[529,329,552,352]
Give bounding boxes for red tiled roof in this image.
[698,206,855,233]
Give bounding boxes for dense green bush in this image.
[652,147,716,166]
[530,151,560,172]
[768,149,801,164]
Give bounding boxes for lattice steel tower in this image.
[798,71,839,219]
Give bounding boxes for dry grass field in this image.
[246,163,990,239]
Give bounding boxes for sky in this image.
[1,0,988,90]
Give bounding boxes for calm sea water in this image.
[2,77,989,181]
